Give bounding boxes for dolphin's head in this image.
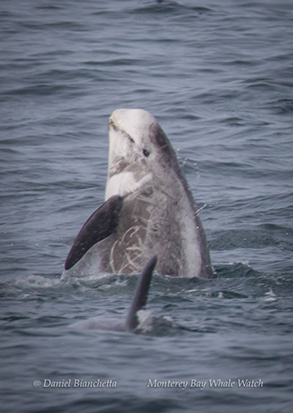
[106,109,178,199]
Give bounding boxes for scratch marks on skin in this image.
[109,186,183,275]
[110,225,145,274]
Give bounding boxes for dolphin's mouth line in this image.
[108,118,118,131]
[109,118,135,144]
[108,158,129,177]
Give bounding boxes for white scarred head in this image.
[105,109,179,200]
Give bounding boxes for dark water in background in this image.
[1,0,292,412]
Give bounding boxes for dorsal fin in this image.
[125,256,157,331]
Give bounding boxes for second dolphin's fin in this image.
[125,256,157,331]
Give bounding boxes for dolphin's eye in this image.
[143,149,150,157]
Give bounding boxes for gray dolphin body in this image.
[63,109,212,278]
[72,256,157,332]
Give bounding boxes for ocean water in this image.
[0,0,292,412]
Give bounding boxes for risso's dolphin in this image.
[72,256,157,332]
[63,109,212,278]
